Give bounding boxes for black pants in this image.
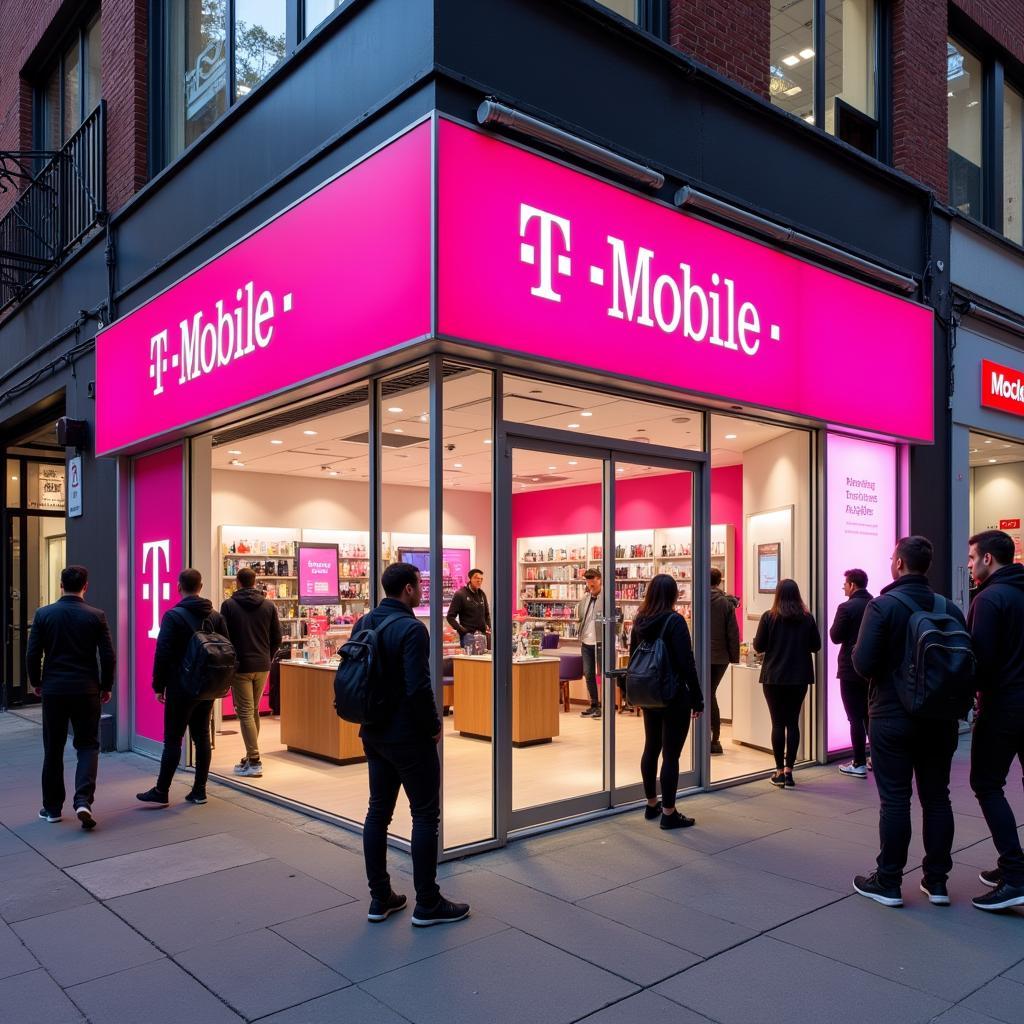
[581,643,602,707]
[709,663,729,743]
[870,715,958,888]
[640,700,692,804]
[970,708,1024,886]
[840,677,869,765]
[156,691,214,795]
[762,684,807,770]
[363,738,441,908]
[41,693,101,813]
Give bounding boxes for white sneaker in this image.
[839,762,868,778]
[239,761,263,778]
[232,759,249,776]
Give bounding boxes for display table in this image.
[453,655,560,746]
[279,661,365,764]
[729,664,772,753]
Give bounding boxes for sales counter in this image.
[279,660,365,764]
[729,663,772,753]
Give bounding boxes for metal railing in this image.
[0,101,106,313]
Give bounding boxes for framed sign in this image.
[757,543,781,593]
[297,542,340,605]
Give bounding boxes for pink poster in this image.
[132,445,184,743]
[298,543,340,604]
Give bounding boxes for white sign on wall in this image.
[68,457,82,519]
[37,465,65,511]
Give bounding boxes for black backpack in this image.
[334,613,407,725]
[888,592,976,720]
[175,611,237,700]
[625,617,680,709]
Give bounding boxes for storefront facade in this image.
[95,114,932,853]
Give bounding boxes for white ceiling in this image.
[969,430,1024,468]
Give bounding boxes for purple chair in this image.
[541,633,560,650]
[442,657,454,715]
[558,653,583,712]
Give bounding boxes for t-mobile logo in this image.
[141,539,171,640]
[519,204,572,302]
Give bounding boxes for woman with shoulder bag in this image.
[752,579,821,790]
[628,574,704,829]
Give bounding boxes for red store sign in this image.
[981,359,1024,417]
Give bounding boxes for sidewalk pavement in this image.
[1,711,1022,1024]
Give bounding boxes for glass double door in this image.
[505,437,704,831]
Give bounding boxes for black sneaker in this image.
[184,790,207,805]
[709,740,724,755]
[644,801,663,820]
[580,706,599,718]
[74,805,96,830]
[411,897,471,927]
[769,772,786,788]
[979,868,1002,888]
[853,872,903,907]
[136,788,169,807]
[972,882,1024,912]
[919,879,950,906]
[37,808,61,823]
[784,772,796,789]
[367,892,408,922]
[660,811,696,830]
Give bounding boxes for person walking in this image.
[630,574,704,829]
[355,562,469,926]
[446,568,491,651]
[577,568,603,718]
[753,579,820,790]
[852,535,966,908]
[28,565,115,830]
[708,567,739,755]
[966,529,1024,911]
[220,567,282,779]
[137,569,228,807]
[829,568,873,778]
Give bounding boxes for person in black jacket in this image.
[220,567,282,778]
[353,563,469,927]
[137,569,228,808]
[851,535,964,909]
[753,579,820,789]
[629,574,704,830]
[829,568,873,778]
[445,569,491,650]
[966,529,1024,912]
[28,565,115,830]
[709,568,740,755]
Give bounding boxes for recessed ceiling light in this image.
[798,47,814,59]
[270,439,283,445]
[230,459,245,467]
[453,463,463,468]
[783,85,802,97]
[725,433,738,440]
[782,54,800,66]
[616,466,624,472]
[985,439,993,444]
[532,477,540,482]
[328,470,338,476]
[483,439,492,445]
[568,423,580,429]
[303,430,317,436]
[420,414,428,422]
[548,465,556,470]
[568,460,578,466]
[388,407,403,413]
[803,114,815,124]
[581,410,593,417]
[394,428,404,434]
[969,448,979,454]
[989,458,998,463]
[10,476,16,481]
[228,449,242,455]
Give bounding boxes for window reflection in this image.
[948,39,984,221]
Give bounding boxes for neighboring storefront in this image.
[95,116,933,853]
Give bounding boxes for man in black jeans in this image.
[28,565,115,830]
[966,529,1024,911]
[708,568,739,755]
[355,563,469,927]
[852,535,964,908]
[137,569,227,808]
[577,568,603,718]
[829,568,872,778]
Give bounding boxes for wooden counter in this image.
[453,656,560,747]
[279,661,365,764]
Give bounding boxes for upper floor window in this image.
[947,39,983,222]
[36,14,102,151]
[770,0,882,158]
[1004,84,1023,245]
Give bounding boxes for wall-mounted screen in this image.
[298,542,340,605]
[757,542,781,593]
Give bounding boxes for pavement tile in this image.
[638,808,791,856]
[929,1008,1008,1024]
[274,898,507,982]
[654,936,950,1024]
[107,858,354,953]
[0,918,39,981]
[67,958,243,1023]
[11,903,163,987]
[481,849,620,900]
[0,854,94,924]
[0,825,29,859]
[175,928,348,1019]
[360,928,638,1024]
[960,977,1024,1024]
[578,884,758,958]
[66,832,268,898]
[1002,957,1024,985]
[576,990,716,1024]
[0,968,84,1023]
[255,985,412,1024]
[543,827,705,884]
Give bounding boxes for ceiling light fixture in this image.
[783,85,802,97]
[394,428,404,434]
[328,470,338,476]
[303,430,317,436]
[798,48,814,60]
[781,54,800,66]
[270,439,283,445]
[568,423,580,429]
[548,465,556,470]
[989,458,998,463]
[725,433,738,440]
[454,463,463,468]
[228,449,242,455]
[483,439,492,445]
[985,439,993,444]
[388,407,403,413]
[568,460,578,466]
[581,410,593,417]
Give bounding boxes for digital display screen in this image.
[297,543,340,605]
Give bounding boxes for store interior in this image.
[969,429,1024,573]
[192,366,812,848]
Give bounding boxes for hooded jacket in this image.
[628,611,704,712]
[220,588,283,672]
[828,588,872,684]
[967,562,1024,714]
[152,595,228,695]
[709,588,740,665]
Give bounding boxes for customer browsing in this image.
[446,568,491,651]
[577,568,603,718]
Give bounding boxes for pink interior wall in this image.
[511,466,744,622]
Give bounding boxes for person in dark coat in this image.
[629,574,704,830]
[708,567,740,755]
[137,569,228,808]
[966,529,1024,912]
[753,579,820,789]
[220,567,282,778]
[851,535,965,909]
[28,565,115,830]
[829,568,873,778]
[445,569,491,649]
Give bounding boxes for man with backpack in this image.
[137,569,232,807]
[350,562,469,927]
[852,535,974,908]
[966,530,1024,911]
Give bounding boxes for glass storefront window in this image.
[770,0,815,123]
[594,0,638,21]
[7,459,20,508]
[948,39,984,221]
[234,0,287,98]
[1005,85,1023,246]
[85,15,102,115]
[25,463,66,513]
[304,0,344,36]
[824,0,875,131]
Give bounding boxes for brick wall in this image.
[668,0,771,99]
[953,0,1024,65]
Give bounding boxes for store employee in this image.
[447,569,491,649]
[578,568,603,719]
